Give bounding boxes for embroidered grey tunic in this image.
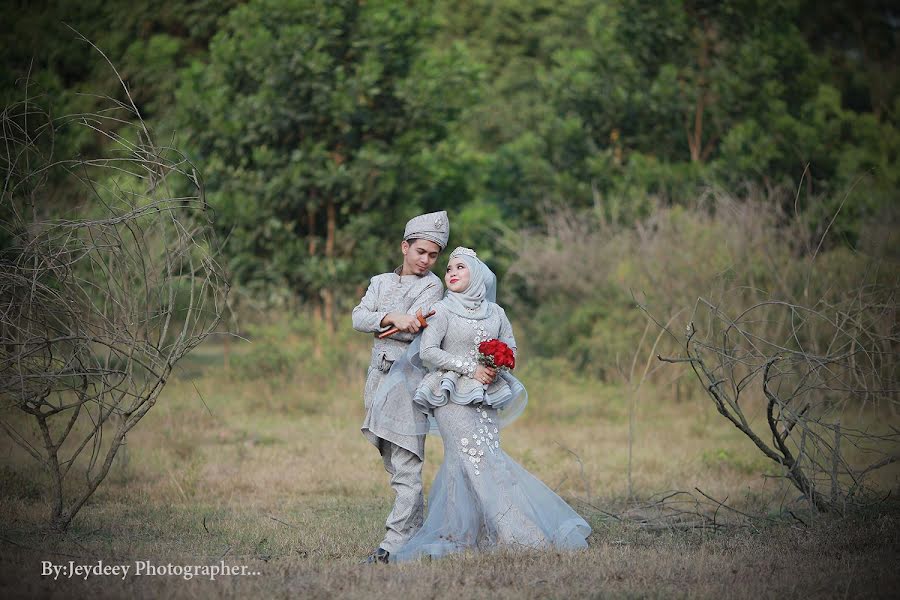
[352,268,443,460]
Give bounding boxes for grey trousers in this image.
[378,439,424,554]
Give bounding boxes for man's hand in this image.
[474,364,497,385]
[386,312,421,334]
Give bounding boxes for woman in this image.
[392,246,591,561]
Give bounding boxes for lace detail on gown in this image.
[392,403,591,561]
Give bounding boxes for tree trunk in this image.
[686,20,713,163]
[323,198,336,334]
[307,204,317,257]
[307,203,323,323]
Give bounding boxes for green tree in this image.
[437,0,897,236]
[176,0,481,328]
[0,0,239,230]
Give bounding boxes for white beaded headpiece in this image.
[449,246,477,259]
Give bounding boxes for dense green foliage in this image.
[3,0,897,357]
[175,0,481,303]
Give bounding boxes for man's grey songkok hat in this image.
[403,210,449,250]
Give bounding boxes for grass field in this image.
[2,335,898,598]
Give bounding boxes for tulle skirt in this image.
[392,402,591,561]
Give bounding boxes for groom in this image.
[351,210,449,564]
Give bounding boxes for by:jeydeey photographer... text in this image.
[41,560,260,581]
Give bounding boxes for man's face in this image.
[401,239,441,276]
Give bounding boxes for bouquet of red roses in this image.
[477,339,515,371]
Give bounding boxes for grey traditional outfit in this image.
[392,248,591,561]
[351,211,448,555]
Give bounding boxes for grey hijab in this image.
[441,251,496,320]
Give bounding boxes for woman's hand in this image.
[474,364,497,385]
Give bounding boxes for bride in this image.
[381,246,591,561]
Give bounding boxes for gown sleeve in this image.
[419,310,476,377]
[496,305,517,352]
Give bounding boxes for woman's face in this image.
[445,257,470,292]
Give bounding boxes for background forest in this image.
[4,0,898,347]
[1,1,898,598]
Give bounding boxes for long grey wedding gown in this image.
[391,302,591,561]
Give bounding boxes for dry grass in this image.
[1,335,898,599]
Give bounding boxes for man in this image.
[351,210,449,564]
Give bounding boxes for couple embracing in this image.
[351,211,591,564]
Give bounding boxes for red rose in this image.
[479,339,500,355]
[477,339,515,370]
[499,348,515,369]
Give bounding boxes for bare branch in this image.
[0,44,229,531]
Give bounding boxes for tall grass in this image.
[506,188,898,385]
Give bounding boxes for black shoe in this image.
[361,547,390,564]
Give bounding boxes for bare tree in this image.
[506,177,897,518]
[653,284,899,513]
[0,48,229,531]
